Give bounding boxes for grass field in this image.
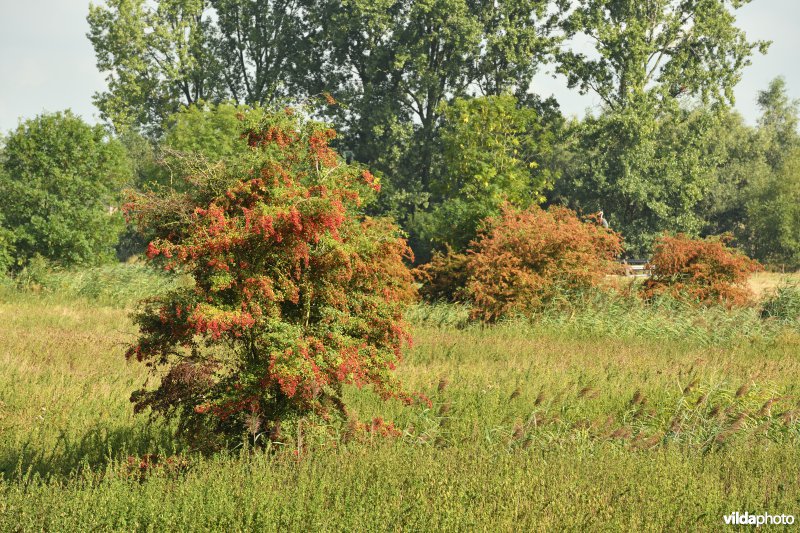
[748,271,800,298]
[1,272,800,530]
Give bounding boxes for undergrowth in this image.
[407,289,800,347]
[1,260,186,307]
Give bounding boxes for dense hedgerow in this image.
[641,234,761,307]
[467,206,623,321]
[123,110,420,449]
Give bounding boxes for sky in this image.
[0,0,798,134]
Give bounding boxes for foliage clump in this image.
[641,234,761,307]
[760,285,800,324]
[419,95,557,253]
[124,110,419,449]
[421,205,622,321]
[0,111,131,269]
[413,246,470,304]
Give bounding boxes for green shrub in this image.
[0,215,15,273]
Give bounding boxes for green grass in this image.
[1,272,800,530]
[4,260,187,308]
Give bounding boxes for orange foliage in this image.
[413,245,470,303]
[640,234,761,307]
[467,205,623,321]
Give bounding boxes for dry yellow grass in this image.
[747,271,800,297]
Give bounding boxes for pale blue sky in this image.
[0,0,798,134]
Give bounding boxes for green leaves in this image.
[0,111,132,268]
[550,0,767,255]
[420,95,557,251]
[556,0,768,111]
[88,0,218,135]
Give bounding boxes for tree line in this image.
[1,0,799,271]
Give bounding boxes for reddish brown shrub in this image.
[466,205,623,321]
[640,233,761,307]
[124,110,422,449]
[413,245,470,303]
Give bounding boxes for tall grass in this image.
[407,289,800,347]
[1,272,799,529]
[2,260,188,308]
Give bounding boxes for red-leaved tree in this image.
[124,110,419,448]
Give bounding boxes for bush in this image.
[641,234,761,307]
[413,246,469,303]
[0,215,14,274]
[466,205,623,321]
[124,110,420,449]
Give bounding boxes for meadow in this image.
[1,268,800,530]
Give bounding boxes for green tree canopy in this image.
[88,0,219,135]
[0,111,131,267]
[557,0,769,111]
[740,78,800,267]
[550,0,768,255]
[416,94,558,252]
[88,0,325,136]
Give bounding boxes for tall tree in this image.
[755,77,799,169]
[88,0,319,135]
[551,0,768,254]
[741,78,800,267]
[317,0,559,253]
[210,0,322,105]
[554,104,726,254]
[322,0,557,179]
[88,0,220,135]
[557,0,769,110]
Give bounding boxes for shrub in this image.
[466,205,623,321]
[124,110,419,449]
[641,234,761,307]
[0,215,14,274]
[413,246,470,303]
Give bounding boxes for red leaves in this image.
[641,234,761,307]
[126,111,417,447]
[186,305,256,339]
[361,170,380,192]
[145,242,160,259]
[245,125,297,148]
[308,128,338,168]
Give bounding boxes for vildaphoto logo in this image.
[723,512,795,526]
